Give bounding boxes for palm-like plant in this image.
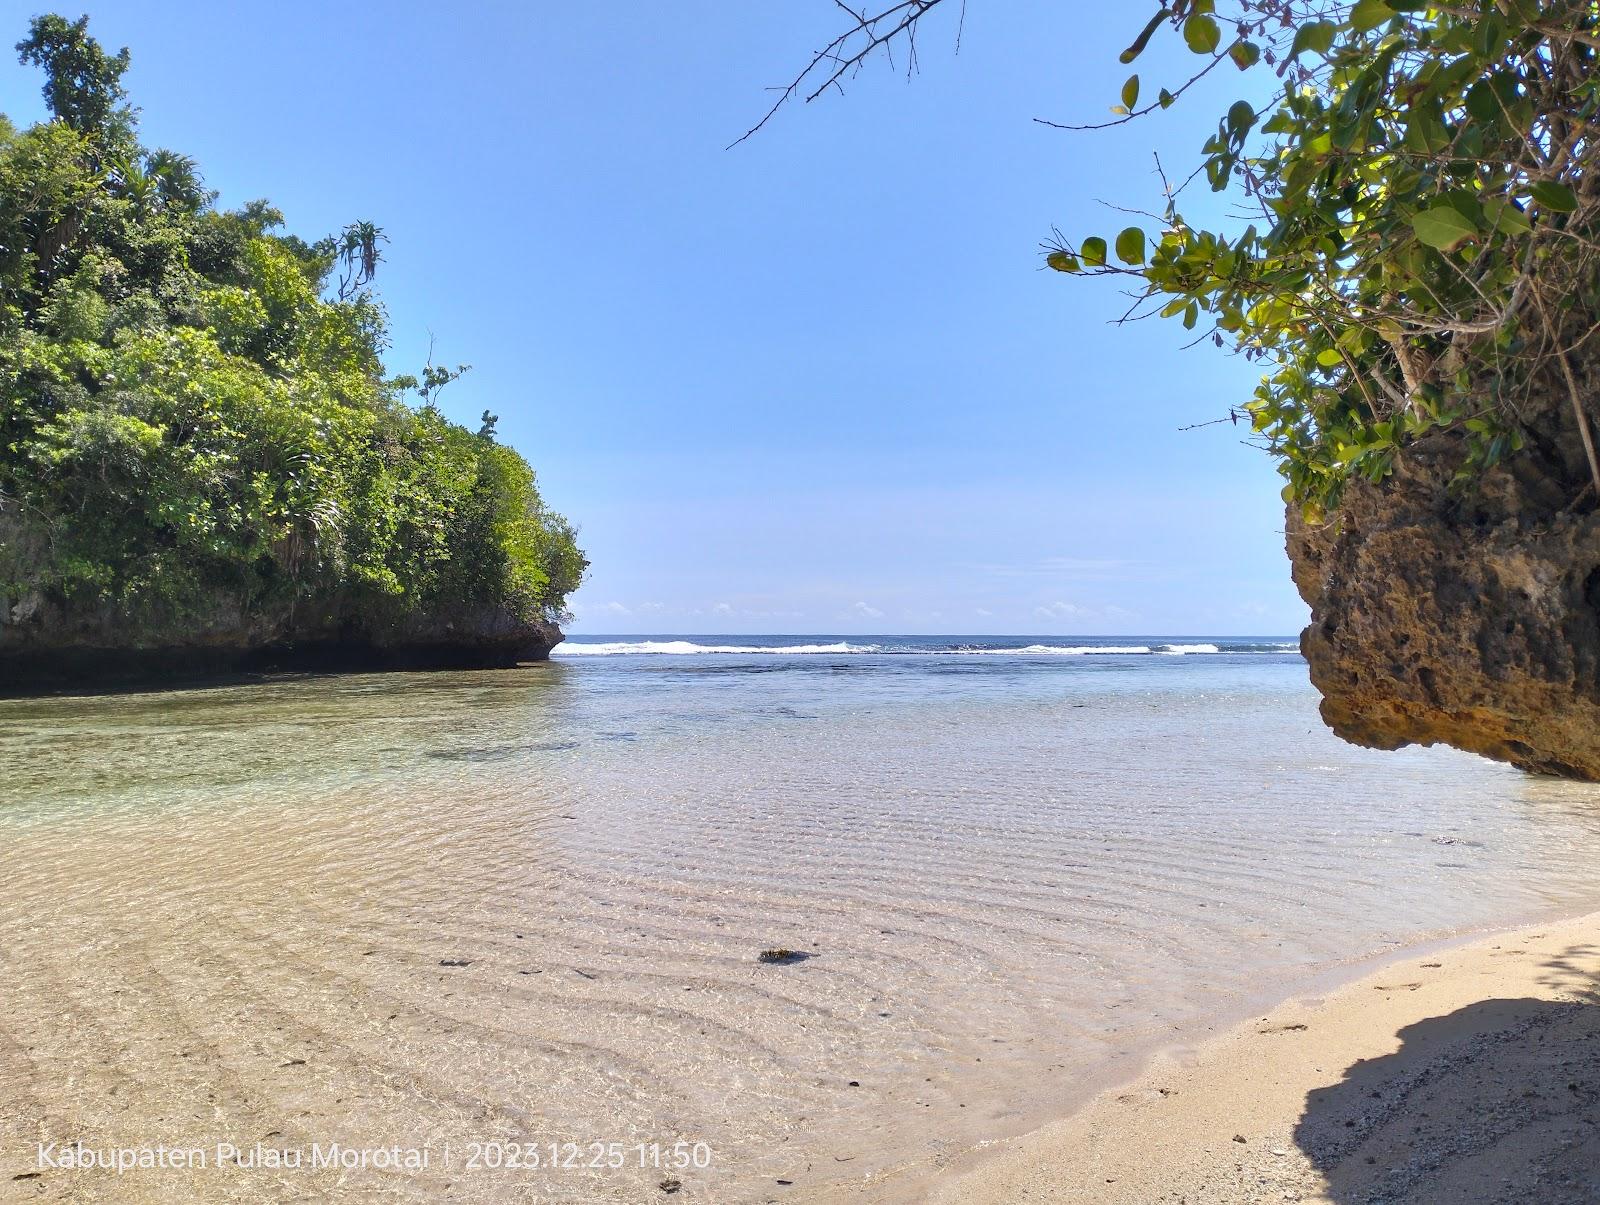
[336,220,386,300]
[145,149,207,211]
[105,151,157,210]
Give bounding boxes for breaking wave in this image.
[556,640,877,656]
[554,639,1297,657]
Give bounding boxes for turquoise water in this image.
[3,638,1600,1201]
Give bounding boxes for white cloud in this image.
[852,601,885,619]
[974,607,994,618]
[972,557,1139,582]
[711,602,734,617]
[1033,601,1088,621]
[591,601,632,617]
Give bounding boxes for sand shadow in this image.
[1292,946,1600,1203]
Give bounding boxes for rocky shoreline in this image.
[1287,382,1600,780]
[0,602,562,694]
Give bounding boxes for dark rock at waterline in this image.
[0,595,561,694]
[1288,380,1600,780]
[758,948,812,965]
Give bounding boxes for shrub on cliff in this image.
[0,15,584,644]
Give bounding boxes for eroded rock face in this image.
[1288,411,1600,780]
[0,592,562,693]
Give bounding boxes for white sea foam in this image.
[554,639,1297,657]
[555,640,876,656]
[976,645,1154,655]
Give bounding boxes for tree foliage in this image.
[757,1,1600,518]
[1,15,584,641]
[15,14,129,141]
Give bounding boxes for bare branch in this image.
[729,0,954,148]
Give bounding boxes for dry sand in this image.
[930,912,1600,1205]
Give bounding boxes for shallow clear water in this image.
[3,638,1600,1201]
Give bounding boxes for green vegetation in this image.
[1055,0,1599,518]
[1,15,583,649]
[760,2,1600,519]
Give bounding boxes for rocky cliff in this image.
[0,588,562,693]
[1288,386,1600,780]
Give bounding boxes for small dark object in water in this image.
[758,948,812,965]
[439,958,472,967]
[776,1178,794,1185]
[847,1080,860,1088]
[658,1179,681,1194]
[1233,1134,1247,1144]
[281,1058,306,1068]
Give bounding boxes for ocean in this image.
[3,636,1600,1200]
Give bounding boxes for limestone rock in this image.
[1289,406,1600,780]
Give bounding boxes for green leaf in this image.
[1483,198,1532,235]
[1530,181,1577,212]
[1411,204,1479,251]
[1121,74,1140,110]
[1229,41,1260,70]
[1080,236,1108,267]
[1045,250,1080,273]
[1337,327,1369,353]
[1465,81,1499,124]
[1227,100,1256,135]
[1316,348,1344,367]
[1120,8,1170,64]
[1115,226,1146,266]
[1183,14,1221,55]
[1349,0,1395,33]
[1158,88,1175,109]
[1291,21,1337,57]
[1476,13,1504,58]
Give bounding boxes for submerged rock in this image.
[758,948,812,965]
[1288,391,1600,780]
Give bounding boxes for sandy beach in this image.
[934,911,1600,1204]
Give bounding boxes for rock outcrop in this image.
[1288,389,1600,780]
[0,591,561,693]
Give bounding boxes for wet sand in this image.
[935,912,1600,1204]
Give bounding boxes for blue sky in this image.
[2,2,1311,636]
